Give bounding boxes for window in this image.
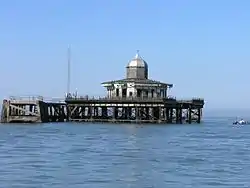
[122,89,127,98]
[137,89,142,97]
[116,89,119,97]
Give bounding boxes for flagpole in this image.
[67,46,71,96]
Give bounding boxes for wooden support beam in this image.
[70,106,78,116]
[197,108,201,123]
[188,107,192,124]
[9,104,39,116]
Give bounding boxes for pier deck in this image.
[65,96,204,124]
[1,96,67,123]
[1,96,204,124]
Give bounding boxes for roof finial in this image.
[135,50,140,58]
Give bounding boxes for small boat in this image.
[233,118,248,125]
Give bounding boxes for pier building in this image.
[101,51,172,99]
[65,51,204,124]
[1,51,205,124]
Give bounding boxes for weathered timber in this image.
[1,96,204,124]
[0,97,42,123]
[42,102,68,122]
[0,96,67,123]
[65,96,204,124]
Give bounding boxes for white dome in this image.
[127,52,147,67]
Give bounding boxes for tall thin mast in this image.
[67,46,71,95]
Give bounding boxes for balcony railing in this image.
[65,94,204,102]
[9,95,44,101]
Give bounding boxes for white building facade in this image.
[101,51,173,99]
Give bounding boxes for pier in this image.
[65,96,204,124]
[0,51,205,124]
[0,96,204,124]
[1,96,67,123]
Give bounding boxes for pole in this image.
[67,46,71,95]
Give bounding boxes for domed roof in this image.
[127,51,148,67]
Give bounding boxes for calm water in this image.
[0,116,250,187]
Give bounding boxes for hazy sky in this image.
[0,0,249,109]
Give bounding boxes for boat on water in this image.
[233,118,249,125]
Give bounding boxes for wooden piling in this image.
[65,97,204,124]
[1,96,204,124]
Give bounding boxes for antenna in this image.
[67,46,71,95]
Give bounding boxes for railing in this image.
[9,95,44,101]
[66,95,167,101]
[178,98,204,101]
[8,95,204,103]
[191,97,204,101]
[43,98,66,103]
[66,95,187,101]
[65,95,204,102]
[8,96,67,104]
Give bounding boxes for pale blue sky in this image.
[0,0,250,109]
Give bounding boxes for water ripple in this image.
[0,119,250,187]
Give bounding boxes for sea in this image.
[0,110,250,187]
